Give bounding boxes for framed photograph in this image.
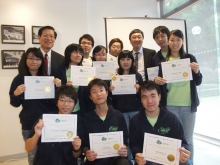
[1,25,25,44]
[1,50,25,69]
[32,26,42,44]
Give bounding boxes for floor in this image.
[1,139,220,165]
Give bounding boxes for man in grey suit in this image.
[18,26,64,75]
[129,29,156,81]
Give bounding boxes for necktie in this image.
[44,54,48,73]
[134,52,139,71]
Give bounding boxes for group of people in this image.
[9,25,202,165]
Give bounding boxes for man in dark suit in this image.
[18,26,64,75]
[129,29,156,81]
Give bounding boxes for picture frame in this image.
[32,26,42,44]
[1,50,25,69]
[1,25,25,44]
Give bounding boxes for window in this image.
[160,0,220,140]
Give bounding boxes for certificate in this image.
[41,114,77,142]
[111,75,136,95]
[71,66,95,86]
[24,76,55,99]
[161,58,192,83]
[143,133,181,165]
[147,66,159,81]
[107,54,119,69]
[89,131,123,159]
[93,61,115,80]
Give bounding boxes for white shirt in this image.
[40,48,52,75]
[82,56,93,67]
[132,47,145,80]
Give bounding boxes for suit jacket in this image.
[133,47,156,80]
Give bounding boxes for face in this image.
[70,51,83,65]
[38,29,55,52]
[110,42,121,57]
[89,85,108,105]
[80,38,93,55]
[57,95,75,114]
[119,58,132,71]
[154,32,168,49]
[168,34,183,53]
[130,33,143,51]
[26,53,42,71]
[94,49,107,61]
[141,89,161,112]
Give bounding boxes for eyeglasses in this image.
[81,42,92,46]
[73,51,83,56]
[42,34,55,39]
[155,35,166,40]
[59,98,74,104]
[111,45,121,49]
[27,57,42,62]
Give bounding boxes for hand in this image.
[190,62,199,74]
[85,150,97,161]
[66,81,73,86]
[109,85,115,92]
[135,153,146,165]
[135,84,140,92]
[118,145,127,157]
[154,77,166,85]
[179,147,191,163]
[72,136,81,151]
[54,78,61,87]
[34,119,44,137]
[14,84,26,96]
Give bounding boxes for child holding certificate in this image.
[129,81,192,165]
[82,79,131,165]
[9,47,61,165]
[156,29,202,163]
[51,43,86,115]
[25,85,83,165]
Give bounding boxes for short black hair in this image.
[92,45,106,61]
[19,47,47,76]
[117,50,136,75]
[108,38,123,51]
[64,43,84,68]
[129,29,144,40]
[55,85,78,105]
[139,80,161,96]
[38,26,57,39]
[79,34,94,47]
[153,26,170,39]
[87,79,108,96]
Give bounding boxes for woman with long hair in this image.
[158,29,202,163]
[9,47,61,165]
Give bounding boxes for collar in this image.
[40,47,52,59]
[132,47,143,55]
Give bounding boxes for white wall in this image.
[0,0,88,157]
[87,0,159,47]
[0,0,158,159]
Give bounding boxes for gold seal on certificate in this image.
[167,154,175,162]
[88,77,93,82]
[112,76,117,81]
[109,72,114,77]
[67,131,73,138]
[44,86,51,93]
[182,72,188,77]
[113,143,120,150]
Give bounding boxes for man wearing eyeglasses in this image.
[79,34,94,67]
[38,26,64,75]
[18,26,64,75]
